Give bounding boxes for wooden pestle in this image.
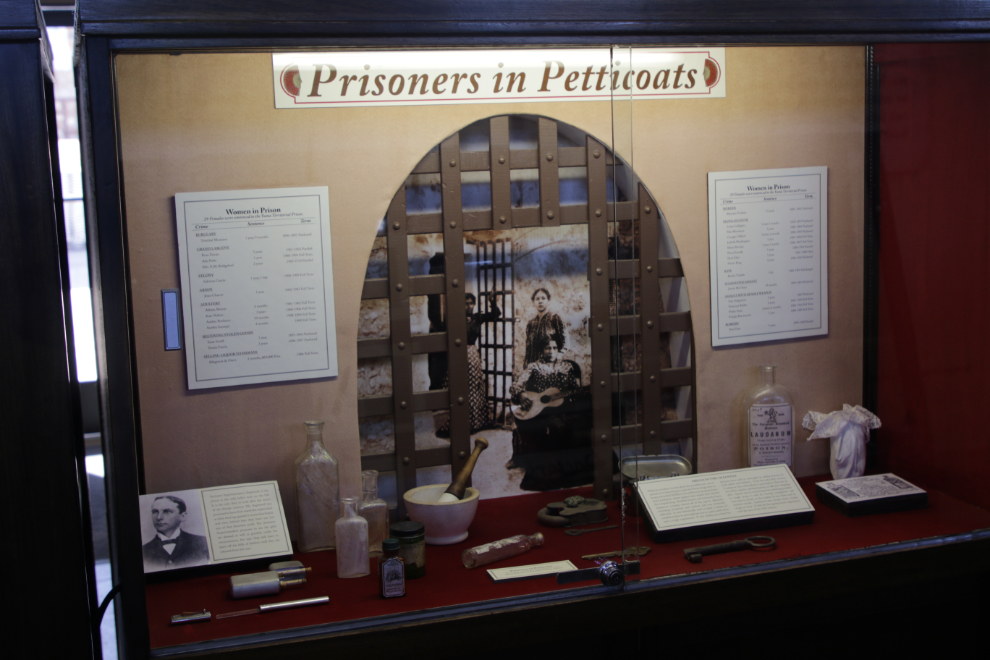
[438,437,489,502]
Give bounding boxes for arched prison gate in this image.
[356,115,696,516]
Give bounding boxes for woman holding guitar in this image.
[506,337,594,491]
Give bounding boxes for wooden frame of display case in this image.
[1,1,96,657]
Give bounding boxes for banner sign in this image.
[272,48,725,109]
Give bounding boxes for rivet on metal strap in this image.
[452,279,459,287]
[403,457,410,465]
[450,221,457,229]
[499,215,507,224]
[596,268,603,276]
[392,222,400,230]
[595,209,602,217]
[457,397,465,405]
[594,150,601,159]
[546,153,554,161]
[396,283,403,291]
[597,323,603,331]
[649,375,656,383]
[646,265,653,273]
[547,210,555,220]
[454,338,462,347]
[601,488,609,497]
[399,401,407,409]
[498,156,505,165]
[646,320,654,329]
[649,430,657,438]
[398,342,405,350]
[449,159,457,167]
[459,451,466,459]
[601,434,608,444]
[644,206,651,214]
[600,381,606,388]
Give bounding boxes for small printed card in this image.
[816,473,928,517]
[487,560,577,583]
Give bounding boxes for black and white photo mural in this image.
[356,115,693,511]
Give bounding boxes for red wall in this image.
[875,44,990,509]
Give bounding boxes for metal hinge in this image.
[556,560,641,587]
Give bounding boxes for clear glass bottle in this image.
[294,420,339,552]
[335,496,370,578]
[358,470,389,557]
[743,365,795,467]
[461,533,544,569]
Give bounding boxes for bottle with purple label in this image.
[744,365,795,467]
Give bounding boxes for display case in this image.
[73,2,990,658]
[1,1,96,656]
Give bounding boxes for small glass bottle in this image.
[743,365,795,467]
[389,521,426,579]
[461,533,544,569]
[378,538,405,598]
[335,497,369,578]
[358,470,389,557]
[294,420,339,552]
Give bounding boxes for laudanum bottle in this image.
[744,365,795,467]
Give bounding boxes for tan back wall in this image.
[115,46,863,535]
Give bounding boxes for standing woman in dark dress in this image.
[524,288,565,367]
[435,291,500,436]
[464,292,500,430]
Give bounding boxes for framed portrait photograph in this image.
[139,489,211,573]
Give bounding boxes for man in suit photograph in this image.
[142,495,210,571]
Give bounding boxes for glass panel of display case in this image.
[79,17,990,652]
[110,46,639,648]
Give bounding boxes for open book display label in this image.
[637,464,815,542]
[139,481,292,573]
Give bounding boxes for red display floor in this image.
[148,475,990,650]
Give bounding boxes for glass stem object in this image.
[462,533,544,568]
[294,420,339,552]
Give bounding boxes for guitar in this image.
[511,388,570,420]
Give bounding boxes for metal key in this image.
[565,524,619,536]
[582,546,651,561]
[683,536,776,563]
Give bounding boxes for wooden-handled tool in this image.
[437,437,489,502]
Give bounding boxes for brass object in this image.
[537,495,608,528]
[565,524,617,536]
[582,547,651,561]
[171,610,210,625]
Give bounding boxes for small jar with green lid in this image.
[389,521,426,579]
